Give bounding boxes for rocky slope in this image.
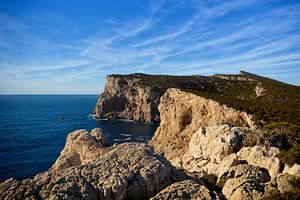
[1,141,176,200]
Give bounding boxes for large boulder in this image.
[0,143,175,200]
[181,124,243,176]
[51,128,111,171]
[282,164,300,177]
[237,146,280,180]
[277,173,298,193]
[149,180,213,200]
[221,164,271,200]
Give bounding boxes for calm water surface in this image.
[0,95,157,180]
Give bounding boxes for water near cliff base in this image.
[0,95,158,180]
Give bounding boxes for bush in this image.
[203,173,218,190]
[217,175,231,188]
[264,122,300,150]
[262,177,300,200]
[277,144,300,165]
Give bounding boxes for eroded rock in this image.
[94,75,162,122]
[221,164,271,200]
[237,146,280,180]
[51,128,112,171]
[149,88,255,165]
[149,180,213,200]
[181,124,243,176]
[0,143,175,200]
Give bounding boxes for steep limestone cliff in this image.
[149,88,255,166]
[94,75,162,122]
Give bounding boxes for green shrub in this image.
[203,173,218,190]
[262,189,300,200]
[263,177,300,200]
[277,144,300,165]
[217,175,231,188]
[264,122,300,149]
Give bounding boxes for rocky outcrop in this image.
[181,124,243,176]
[51,128,112,171]
[282,164,300,177]
[94,75,163,122]
[149,88,255,165]
[221,164,271,200]
[237,146,281,180]
[0,143,175,200]
[150,180,213,200]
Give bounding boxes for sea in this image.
[0,95,158,180]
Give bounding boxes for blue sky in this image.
[0,0,300,94]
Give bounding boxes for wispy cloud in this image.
[0,0,300,93]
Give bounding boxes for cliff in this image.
[94,72,300,126]
[94,74,162,122]
[149,88,255,164]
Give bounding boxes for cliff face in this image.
[94,75,163,122]
[149,88,255,165]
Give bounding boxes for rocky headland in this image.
[1,72,300,199]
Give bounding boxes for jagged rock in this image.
[181,124,243,176]
[0,143,175,200]
[94,75,162,122]
[221,164,271,200]
[91,128,109,146]
[277,173,297,193]
[237,146,280,180]
[149,180,213,200]
[51,128,112,171]
[282,164,300,177]
[149,88,255,166]
[255,83,265,97]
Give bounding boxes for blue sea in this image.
[0,95,158,180]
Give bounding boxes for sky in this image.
[0,0,300,94]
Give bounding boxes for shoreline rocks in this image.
[0,143,177,200]
[51,128,112,171]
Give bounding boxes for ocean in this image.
[0,95,158,180]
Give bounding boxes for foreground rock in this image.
[237,146,280,180]
[51,128,112,171]
[150,180,214,200]
[0,143,175,200]
[181,124,243,176]
[221,164,271,200]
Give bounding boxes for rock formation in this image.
[181,124,243,177]
[150,180,214,200]
[0,143,176,200]
[149,88,255,166]
[237,146,280,180]
[51,128,112,171]
[94,75,163,122]
[221,164,270,200]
